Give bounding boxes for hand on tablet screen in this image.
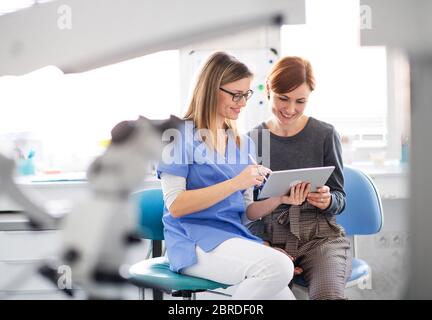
[280,182,311,206]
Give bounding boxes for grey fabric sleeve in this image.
[320,127,346,215]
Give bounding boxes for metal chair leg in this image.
[138,288,145,300]
[358,270,373,290]
[181,293,195,300]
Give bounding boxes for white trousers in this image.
[181,237,296,300]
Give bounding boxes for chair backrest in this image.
[133,188,165,240]
[336,166,384,235]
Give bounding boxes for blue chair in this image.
[130,166,383,299]
[293,166,384,292]
[128,189,230,300]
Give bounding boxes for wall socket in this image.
[375,231,409,249]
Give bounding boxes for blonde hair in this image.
[184,52,253,148]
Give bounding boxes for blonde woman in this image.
[157,52,305,299]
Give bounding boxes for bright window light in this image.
[0,0,56,16]
[0,50,181,173]
[282,0,388,151]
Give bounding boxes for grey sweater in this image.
[248,117,346,215]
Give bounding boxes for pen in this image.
[248,154,268,182]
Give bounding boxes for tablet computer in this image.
[257,166,335,200]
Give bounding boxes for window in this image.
[281,0,391,160]
[0,50,180,173]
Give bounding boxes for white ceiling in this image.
[0,0,55,16]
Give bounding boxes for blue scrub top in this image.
[157,121,263,273]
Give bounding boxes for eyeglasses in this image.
[219,87,254,102]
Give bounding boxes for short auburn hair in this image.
[266,56,315,96]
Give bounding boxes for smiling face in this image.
[216,77,252,122]
[268,82,311,126]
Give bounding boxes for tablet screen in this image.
[257,166,335,200]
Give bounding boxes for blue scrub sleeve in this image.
[157,161,188,179]
[157,123,190,179]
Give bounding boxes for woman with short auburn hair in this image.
[248,56,352,300]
